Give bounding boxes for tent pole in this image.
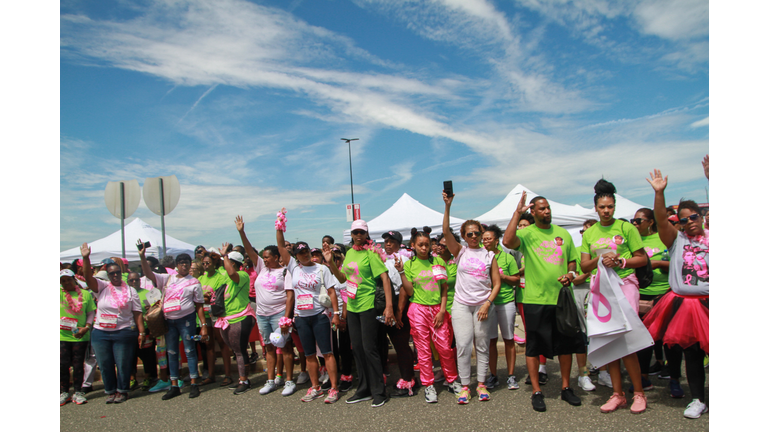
[160,178,167,258]
[120,182,126,259]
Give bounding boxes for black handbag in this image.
[621,221,653,289]
[556,286,583,338]
[211,280,246,318]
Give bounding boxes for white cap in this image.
[269,330,288,348]
[60,269,75,278]
[227,251,245,264]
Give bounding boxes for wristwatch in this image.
[333,311,342,316]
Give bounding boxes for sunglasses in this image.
[108,271,122,276]
[678,214,701,224]
[351,230,366,235]
[630,218,648,225]
[579,229,585,234]
[466,231,481,238]
[128,278,140,283]
[177,261,191,266]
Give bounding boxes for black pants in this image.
[347,308,386,399]
[667,342,707,400]
[133,339,158,379]
[60,341,88,393]
[377,302,414,381]
[332,325,354,376]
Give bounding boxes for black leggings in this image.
[221,316,255,378]
[61,341,88,393]
[377,302,414,381]
[133,340,158,379]
[332,326,354,376]
[666,343,707,400]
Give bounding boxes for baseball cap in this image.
[227,251,245,264]
[381,230,403,244]
[351,219,369,232]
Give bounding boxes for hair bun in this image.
[594,179,617,195]
[423,226,432,235]
[410,227,418,235]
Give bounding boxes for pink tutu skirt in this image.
[642,291,709,354]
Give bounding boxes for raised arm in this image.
[322,243,346,283]
[702,154,709,180]
[442,192,461,257]
[219,243,240,283]
[275,224,293,268]
[137,239,158,288]
[501,191,532,250]
[80,243,98,292]
[235,216,261,269]
[647,169,677,248]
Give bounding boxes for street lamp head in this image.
[341,138,359,143]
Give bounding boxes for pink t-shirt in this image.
[94,279,142,331]
[245,266,258,298]
[154,273,204,320]
[454,246,495,307]
[252,256,290,316]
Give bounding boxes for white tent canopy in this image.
[343,193,466,244]
[60,218,196,263]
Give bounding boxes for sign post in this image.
[104,180,141,258]
[143,175,181,258]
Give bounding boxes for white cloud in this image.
[633,0,709,41]
[690,116,709,128]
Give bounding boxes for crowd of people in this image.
[60,158,708,419]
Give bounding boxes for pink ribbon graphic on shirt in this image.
[590,264,612,323]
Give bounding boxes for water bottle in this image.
[191,335,203,342]
[376,315,386,323]
[662,249,669,261]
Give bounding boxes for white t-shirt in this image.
[252,256,290,316]
[286,257,338,317]
[384,257,403,296]
[454,246,495,307]
[94,279,142,331]
[154,273,204,320]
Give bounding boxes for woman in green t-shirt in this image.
[580,179,649,415]
[60,269,96,406]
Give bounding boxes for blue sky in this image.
[59,0,709,252]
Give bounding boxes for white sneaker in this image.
[259,380,278,395]
[598,371,613,387]
[282,380,297,396]
[684,399,708,419]
[296,371,310,385]
[449,380,462,395]
[425,385,437,403]
[275,375,284,387]
[60,392,70,406]
[578,375,596,392]
[72,392,88,405]
[507,376,519,390]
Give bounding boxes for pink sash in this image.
[214,303,257,330]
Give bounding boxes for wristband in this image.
[398,271,405,274]
[568,271,577,279]
[201,323,209,327]
[620,258,627,269]
[139,332,146,336]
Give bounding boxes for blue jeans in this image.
[91,328,138,394]
[166,312,199,382]
[256,311,285,344]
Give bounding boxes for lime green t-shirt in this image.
[640,232,671,296]
[514,224,578,306]
[574,253,590,287]
[342,249,388,313]
[60,288,97,342]
[580,220,644,279]
[199,272,227,319]
[446,261,457,314]
[494,249,520,305]
[404,256,447,306]
[224,271,251,324]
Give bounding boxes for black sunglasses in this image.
[466,231,481,238]
[630,218,648,225]
[128,278,140,283]
[351,230,366,235]
[678,214,701,224]
[108,271,122,276]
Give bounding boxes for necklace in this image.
[109,283,129,309]
[62,285,84,313]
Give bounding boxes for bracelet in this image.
[620,258,627,269]
[139,332,146,336]
[398,271,405,274]
[201,323,209,327]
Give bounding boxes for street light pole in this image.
[341,138,359,205]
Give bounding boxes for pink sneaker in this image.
[600,392,627,413]
[630,393,647,414]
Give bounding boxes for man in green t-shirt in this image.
[501,192,585,413]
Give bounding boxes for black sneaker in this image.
[189,384,200,398]
[249,353,259,364]
[648,361,663,375]
[539,372,548,385]
[339,380,353,392]
[371,395,389,407]
[392,387,414,398]
[532,391,546,412]
[658,364,671,379]
[321,380,332,391]
[234,381,250,395]
[560,387,581,406]
[162,386,182,400]
[346,392,373,404]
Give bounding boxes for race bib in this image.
[203,304,211,313]
[296,294,314,310]
[346,281,358,299]
[99,313,118,329]
[520,277,525,289]
[432,265,448,281]
[60,317,78,331]
[163,299,182,313]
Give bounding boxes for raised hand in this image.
[137,239,146,257]
[235,215,245,232]
[321,243,334,264]
[702,154,709,180]
[219,242,230,257]
[516,191,533,215]
[393,254,404,273]
[442,191,454,206]
[80,243,91,258]
[646,169,668,192]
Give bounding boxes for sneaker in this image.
[319,367,329,384]
[597,371,613,388]
[449,380,462,395]
[485,374,499,389]
[588,366,600,376]
[81,385,93,394]
[539,372,548,385]
[321,380,332,391]
[561,387,581,406]
[296,371,310,385]
[189,384,200,398]
[140,378,152,391]
[507,376,520,390]
[72,392,87,405]
[456,387,471,404]
[425,385,438,403]
[600,392,627,413]
[228,380,240,389]
[129,379,138,390]
[578,375,596,392]
[324,388,340,404]
[274,375,284,387]
[149,379,171,393]
[339,375,353,392]
[249,352,259,364]
[477,385,490,401]
[628,377,654,392]
[346,392,373,404]
[630,392,647,414]
[531,391,546,412]
[162,386,182,400]
[371,395,389,407]
[658,364,671,379]
[433,368,445,383]
[684,399,708,419]
[105,393,116,404]
[234,381,250,395]
[301,386,324,402]
[648,361,663,375]
[113,392,129,404]
[670,380,685,398]
[282,380,297,396]
[260,380,278,395]
[60,392,70,406]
